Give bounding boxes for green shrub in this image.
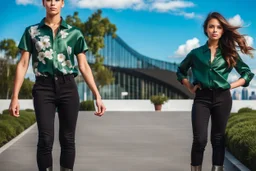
[0,121,16,140]
[226,113,256,129]
[19,111,36,124]
[0,109,36,148]
[150,94,168,105]
[2,109,9,115]
[0,115,24,134]
[16,114,34,127]
[238,107,254,113]
[0,131,7,147]
[225,112,256,170]
[25,109,34,112]
[79,100,95,111]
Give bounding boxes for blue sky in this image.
[1,0,256,97]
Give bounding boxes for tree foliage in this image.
[66,10,117,89]
[0,39,33,99]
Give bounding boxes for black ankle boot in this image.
[60,166,73,171]
[212,165,224,171]
[191,165,202,171]
[46,167,53,171]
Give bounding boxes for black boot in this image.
[60,166,73,171]
[211,165,224,171]
[191,165,202,171]
[46,167,53,171]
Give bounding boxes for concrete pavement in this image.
[0,111,240,171]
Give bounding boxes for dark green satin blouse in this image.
[18,17,88,77]
[176,42,254,89]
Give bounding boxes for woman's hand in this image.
[9,97,20,117]
[9,50,30,118]
[77,53,106,117]
[94,98,106,117]
[188,84,201,94]
[182,79,201,94]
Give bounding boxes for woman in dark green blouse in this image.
[9,0,106,171]
[176,12,254,171]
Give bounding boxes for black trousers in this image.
[32,74,80,171]
[191,88,232,166]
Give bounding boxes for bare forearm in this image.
[80,67,101,99]
[230,78,246,89]
[182,79,193,89]
[12,61,28,99]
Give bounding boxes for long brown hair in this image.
[203,12,254,67]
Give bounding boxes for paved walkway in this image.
[0,111,235,171]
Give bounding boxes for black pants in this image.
[191,88,232,166]
[32,74,80,171]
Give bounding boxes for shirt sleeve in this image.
[18,27,33,53]
[234,54,254,87]
[176,50,194,84]
[74,30,88,56]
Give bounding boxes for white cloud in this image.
[70,0,146,10]
[177,11,196,19]
[228,14,244,27]
[228,72,239,83]
[172,11,202,19]
[150,0,195,12]
[16,0,200,19]
[16,0,36,5]
[174,37,200,57]
[244,36,253,47]
[68,0,199,19]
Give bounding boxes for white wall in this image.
[101,100,256,113]
[1,99,256,113]
[0,100,34,114]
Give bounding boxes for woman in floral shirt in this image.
[9,0,106,171]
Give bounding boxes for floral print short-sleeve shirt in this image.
[18,17,88,77]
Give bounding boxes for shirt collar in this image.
[38,17,69,29]
[202,41,221,53]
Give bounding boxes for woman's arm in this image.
[230,78,246,89]
[76,53,106,116]
[231,54,255,89]
[9,50,31,117]
[182,78,201,94]
[176,50,200,93]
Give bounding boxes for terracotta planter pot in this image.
[154,104,162,111]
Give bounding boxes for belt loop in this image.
[62,74,66,83]
[42,76,46,83]
[69,74,72,81]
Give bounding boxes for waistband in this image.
[35,74,75,84]
[197,88,230,93]
[200,88,228,91]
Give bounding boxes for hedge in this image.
[0,110,36,148]
[237,107,256,114]
[79,100,95,111]
[225,111,256,171]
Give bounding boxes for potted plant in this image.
[150,94,169,111]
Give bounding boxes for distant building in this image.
[249,91,256,100]
[76,35,194,100]
[232,90,240,100]
[241,87,249,100]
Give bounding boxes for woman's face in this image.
[206,18,224,41]
[43,0,64,16]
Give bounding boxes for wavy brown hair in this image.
[203,12,254,67]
